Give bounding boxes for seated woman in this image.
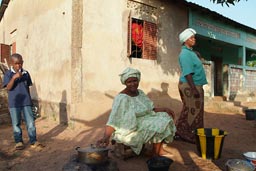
[97,67,176,157]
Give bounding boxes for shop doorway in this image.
[211,56,223,96]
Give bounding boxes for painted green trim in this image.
[189,10,256,50]
[229,64,256,71]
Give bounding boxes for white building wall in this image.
[0,0,188,125]
[73,0,187,123]
[0,0,72,105]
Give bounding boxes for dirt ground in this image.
[0,105,256,171]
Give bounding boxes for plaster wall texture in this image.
[74,0,188,121]
[0,0,72,105]
[0,0,188,123]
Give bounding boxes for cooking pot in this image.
[76,144,109,165]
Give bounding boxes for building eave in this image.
[183,0,256,34]
[0,0,10,21]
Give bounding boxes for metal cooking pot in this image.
[76,144,109,165]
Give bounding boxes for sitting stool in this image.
[111,140,151,160]
[111,140,136,160]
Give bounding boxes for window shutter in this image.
[0,44,11,66]
[11,42,16,53]
[127,12,132,57]
[142,21,157,60]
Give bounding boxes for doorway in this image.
[211,56,223,96]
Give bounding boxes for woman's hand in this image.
[153,107,175,119]
[165,108,175,119]
[191,87,200,98]
[185,74,200,98]
[96,136,110,148]
[96,125,115,148]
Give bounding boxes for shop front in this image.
[188,6,256,101]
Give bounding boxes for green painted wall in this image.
[189,11,256,49]
[195,37,239,65]
[189,10,256,66]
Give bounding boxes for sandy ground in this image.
[0,106,256,171]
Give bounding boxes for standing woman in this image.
[175,28,207,144]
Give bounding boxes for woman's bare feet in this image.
[158,144,174,159]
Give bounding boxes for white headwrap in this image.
[179,28,196,43]
[119,67,141,85]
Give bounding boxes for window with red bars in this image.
[0,42,16,67]
[127,18,157,60]
[0,44,11,66]
[11,42,16,54]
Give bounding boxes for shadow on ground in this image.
[0,103,255,171]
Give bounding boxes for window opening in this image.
[131,18,143,58]
[128,18,157,60]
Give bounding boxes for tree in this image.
[211,0,247,6]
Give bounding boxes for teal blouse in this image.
[179,46,207,85]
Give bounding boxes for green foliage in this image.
[211,0,247,6]
[247,60,256,67]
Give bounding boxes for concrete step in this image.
[237,101,256,109]
[211,96,227,101]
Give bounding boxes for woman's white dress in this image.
[107,89,176,154]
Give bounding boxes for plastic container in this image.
[243,152,256,168]
[244,109,256,120]
[147,156,173,171]
[194,128,228,160]
[225,159,255,171]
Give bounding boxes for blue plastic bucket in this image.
[147,156,173,171]
[245,109,256,120]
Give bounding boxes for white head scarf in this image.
[179,28,196,44]
[119,67,141,85]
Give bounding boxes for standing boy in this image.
[3,53,43,150]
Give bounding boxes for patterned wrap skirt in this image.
[176,82,204,143]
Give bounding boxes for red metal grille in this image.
[142,21,157,60]
[127,14,132,57]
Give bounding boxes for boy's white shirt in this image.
[10,66,27,75]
